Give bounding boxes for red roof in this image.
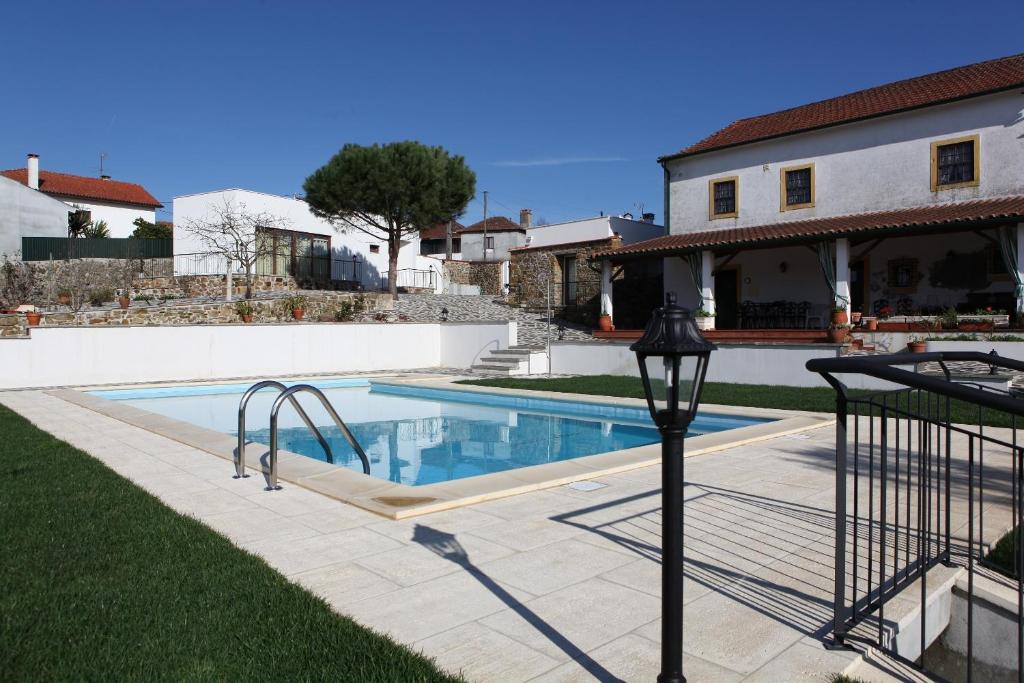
[0,169,162,208]
[461,216,525,233]
[419,220,466,240]
[597,196,1024,258]
[663,53,1024,161]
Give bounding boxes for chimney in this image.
[519,208,532,229]
[26,153,39,190]
[100,174,111,180]
[642,212,655,224]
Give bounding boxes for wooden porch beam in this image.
[852,237,885,260]
[712,252,738,274]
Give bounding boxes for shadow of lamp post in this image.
[630,292,716,683]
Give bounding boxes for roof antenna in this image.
[99,152,108,177]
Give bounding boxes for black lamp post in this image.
[630,292,715,683]
[440,307,449,322]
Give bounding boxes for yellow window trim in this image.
[708,176,739,220]
[780,163,815,211]
[931,134,980,191]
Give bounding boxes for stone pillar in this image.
[225,257,233,302]
[835,238,851,311]
[600,259,613,321]
[701,250,715,315]
[1016,222,1024,314]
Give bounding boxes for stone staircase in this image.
[471,345,547,375]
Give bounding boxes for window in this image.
[780,164,814,210]
[369,244,380,254]
[485,236,495,250]
[887,257,919,293]
[931,135,979,190]
[708,177,738,219]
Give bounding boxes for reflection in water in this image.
[244,413,660,486]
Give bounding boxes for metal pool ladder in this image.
[236,381,371,490]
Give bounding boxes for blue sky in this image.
[1,1,1020,226]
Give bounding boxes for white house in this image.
[173,188,430,290]
[1,154,162,238]
[523,212,662,249]
[598,53,1024,330]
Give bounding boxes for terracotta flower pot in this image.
[851,312,862,325]
[118,296,130,309]
[865,318,878,331]
[597,314,613,332]
[242,314,253,323]
[292,308,305,320]
[25,311,42,326]
[907,341,927,353]
[828,328,848,343]
[831,310,848,325]
[57,294,71,305]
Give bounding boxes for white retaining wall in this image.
[549,341,902,389]
[0,321,514,389]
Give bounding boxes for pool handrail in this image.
[236,380,335,479]
[267,384,371,490]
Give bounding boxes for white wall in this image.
[59,197,156,239]
[0,321,513,389]
[172,189,421,288]
[667,90,1024,234]
[461,230,524,261]
[549,340,899,389]
[523,216,664,249]
[0,176,70,255]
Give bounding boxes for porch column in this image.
[835,238,850,310]
[600,259,613,321]
[1017,223,1024,314]
[701,250,715,315]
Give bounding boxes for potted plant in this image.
[827,323,850,344]
[235,300,254,323]
[117,293,131,309]
[863,316,878,331]
[907,335,927,353]
[831,305,848,326]
[851,310,862,325]
[597,303,614,332]
[25,310,42,326]
[694,308,715,331]
[286,295,307,320]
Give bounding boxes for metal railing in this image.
[236,381,370,490]
[174,251,362,285]
[807,351,1024,681]
[382,268,436,290]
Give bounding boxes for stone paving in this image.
[383,294,597,348]
[2,386,1016,681]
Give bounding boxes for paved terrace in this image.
[1,387,1016,682]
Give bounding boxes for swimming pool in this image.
[91,379,773,486]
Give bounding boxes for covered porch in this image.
[593,196,1024,341]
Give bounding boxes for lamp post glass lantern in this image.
[630,292,715,683]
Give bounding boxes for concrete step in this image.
[478,356,522,366]
[471,363,517,374]
[510,345,545,351]
[489,349,532,356]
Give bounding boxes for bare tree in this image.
[179,198,291,299]
[54,259,111,313]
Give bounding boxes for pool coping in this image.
[48,377,833,520]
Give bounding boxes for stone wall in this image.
[509,237,620,324]
[26,257,174,304]
[3,291,393,335]
[443,260,503,296]
[134,273,298,299]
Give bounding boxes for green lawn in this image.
[457,375,1015,427]
[0,405,459,682]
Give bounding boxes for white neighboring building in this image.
[0,174,71,256]
[1,154,162,238]
[173,188,428,290]
[523,212,663,249]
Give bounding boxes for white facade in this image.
[524,215,664,249]
[460,230,524,261]
[666,90,1024,234]
[58,198,157,239]
[173,189,428,289]
[0,175,70,256]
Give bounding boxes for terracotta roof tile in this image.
[597,196,1024,258]
[663,53,1024,160]
[461,216,525,233]
[419,220,466,240]
[0,169,162,208]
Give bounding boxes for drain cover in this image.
[566,480,607,492]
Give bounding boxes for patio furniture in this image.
[740,300,820,329]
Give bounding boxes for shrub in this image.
[284,295,307,310]
[0,254,36,309]
[88,288,115,306]
[235,301,254,317]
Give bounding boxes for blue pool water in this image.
[91,379,772,486]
